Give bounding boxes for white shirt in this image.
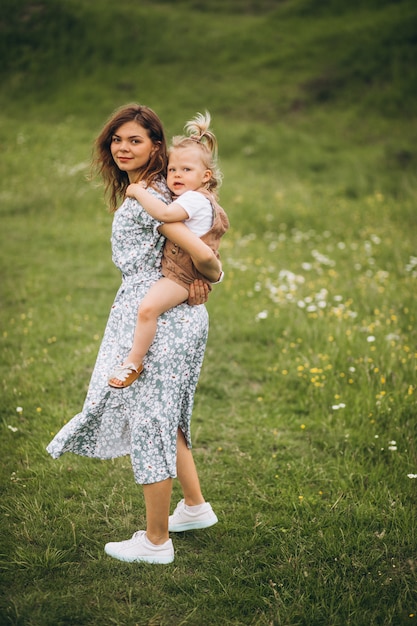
[172,190,213,237]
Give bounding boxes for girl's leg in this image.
[176,428,205,506]
[143,478,173,544]
[125,277,188,369]
[108,278,189,386]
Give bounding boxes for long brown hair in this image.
[93,104,168,211]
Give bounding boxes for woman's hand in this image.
[188,280,209,305]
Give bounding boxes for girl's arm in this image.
[127,183,187,223]
[158,222,222,283]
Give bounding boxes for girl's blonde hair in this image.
[170,111,222,197]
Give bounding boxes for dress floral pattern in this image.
[46,183,209,484]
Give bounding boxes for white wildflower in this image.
[376,270,389,281]
[311,250,335,266]
[405,256,417,277]
[385,333,400,342]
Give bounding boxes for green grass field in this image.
[1,0,417,624]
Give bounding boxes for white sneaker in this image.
[104,531,174,564]
[168,499,218,532]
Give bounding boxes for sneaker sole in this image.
[104,546,174,564]
[168,516,218,532]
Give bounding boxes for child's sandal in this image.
[108,363,144,389]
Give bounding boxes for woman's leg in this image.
[176,428,205,506]
[126,277,188,369]
[169,429,218,531]
[104,478,174,563]
[143,477,173,544]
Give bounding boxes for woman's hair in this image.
[93,104,168,211]
[170,111,222,197]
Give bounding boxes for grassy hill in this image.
[2,0,417,118]
[2,0,416,200]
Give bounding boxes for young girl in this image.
[108,112,229,388]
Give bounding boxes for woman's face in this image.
[110,121,155,182]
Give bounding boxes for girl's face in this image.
[110,121,155,182]
[167,147,211,196]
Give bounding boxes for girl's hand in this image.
[126,182,147,197]
[188,280,209,305]
[125,183,135,197]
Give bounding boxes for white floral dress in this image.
[46,184,209,484]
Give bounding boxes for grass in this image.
[1,0,417,624]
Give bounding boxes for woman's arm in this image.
[159,222,221,283]
[127,183,187,223]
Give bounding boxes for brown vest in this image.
[162,192,229,292]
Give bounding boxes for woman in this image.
[47,104,220,564]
